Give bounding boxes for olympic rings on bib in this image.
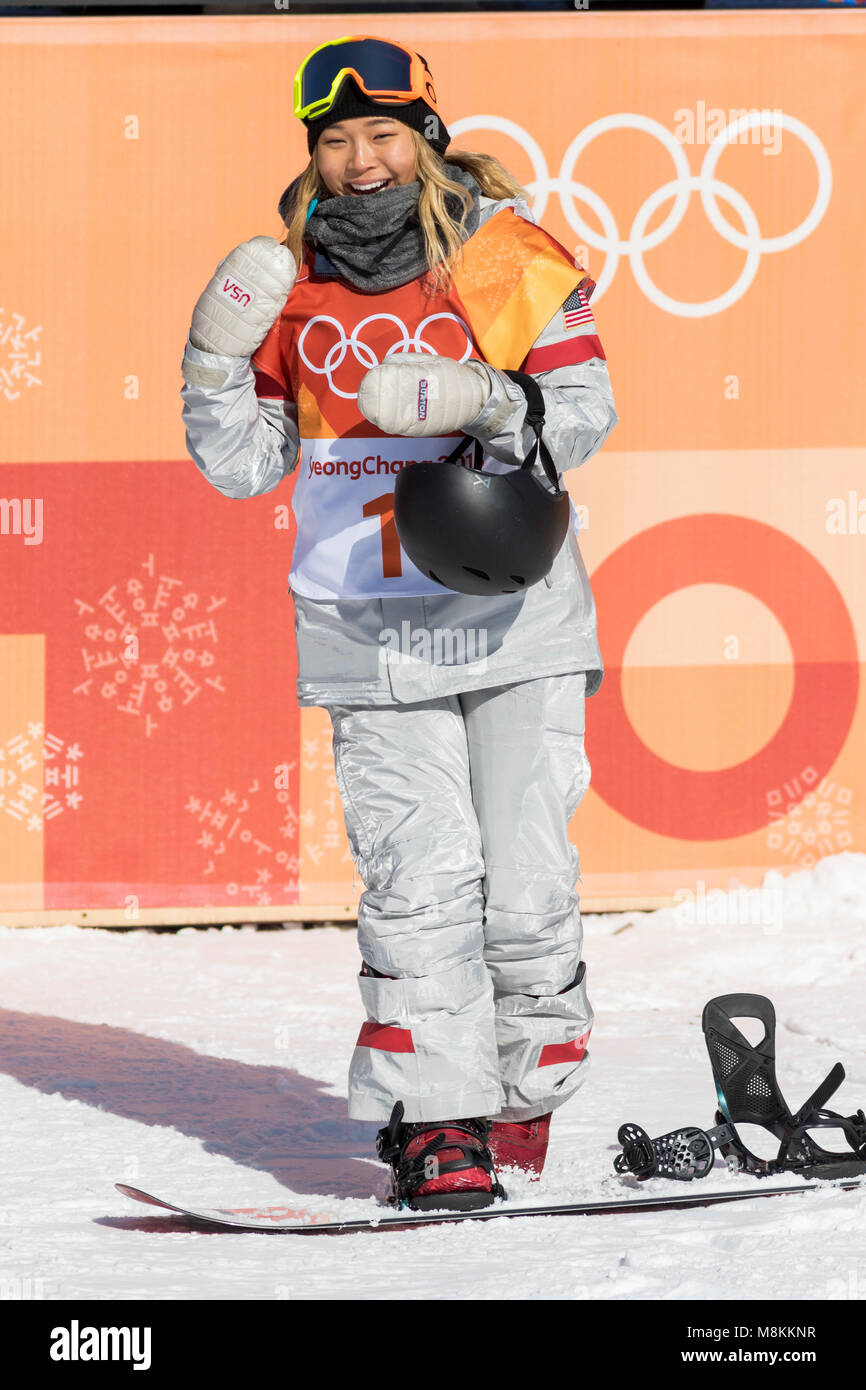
[297,311,475,399]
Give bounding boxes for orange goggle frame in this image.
[294,35,438,122]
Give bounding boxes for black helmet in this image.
[393,370,570,596]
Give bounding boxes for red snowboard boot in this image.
[487,1114,552,1179]
[376,1101,507,1211]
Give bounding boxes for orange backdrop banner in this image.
[1,12,864,922]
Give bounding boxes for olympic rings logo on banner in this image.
[449,111,832,316]
[297,311,474,398]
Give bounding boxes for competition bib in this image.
[290,435,479,599]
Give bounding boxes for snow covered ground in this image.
[2,853,865,1302]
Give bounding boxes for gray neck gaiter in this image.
[303,162,482,292]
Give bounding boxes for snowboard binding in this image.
[615,993,866,1182]
[376,1101,507,1212]
[615,1121,725,1181]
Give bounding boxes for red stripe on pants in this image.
[537,1031,591,1068]
[357,1021,416,1053]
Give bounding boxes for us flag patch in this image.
[562,284,594,331]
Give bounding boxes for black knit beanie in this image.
[302,73,451,158]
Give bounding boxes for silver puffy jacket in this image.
[181,194,619,707]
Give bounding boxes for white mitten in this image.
[187,236,297,359]
[357,354,492,438]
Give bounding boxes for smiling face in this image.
[315,115,418,197]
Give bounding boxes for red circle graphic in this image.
[587,515,859,840]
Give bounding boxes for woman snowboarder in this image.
[181,34,618,1211]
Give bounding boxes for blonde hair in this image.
[281,128,529,295]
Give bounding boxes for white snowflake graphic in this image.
[0,308,42,401]
[766,767,853,870]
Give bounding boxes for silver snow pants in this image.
[327,671,594,1124]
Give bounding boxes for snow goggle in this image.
[294,35,439,123]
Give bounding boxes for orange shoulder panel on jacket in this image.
[450,208,585,371]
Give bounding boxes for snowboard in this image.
[115,1175,865,1233]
